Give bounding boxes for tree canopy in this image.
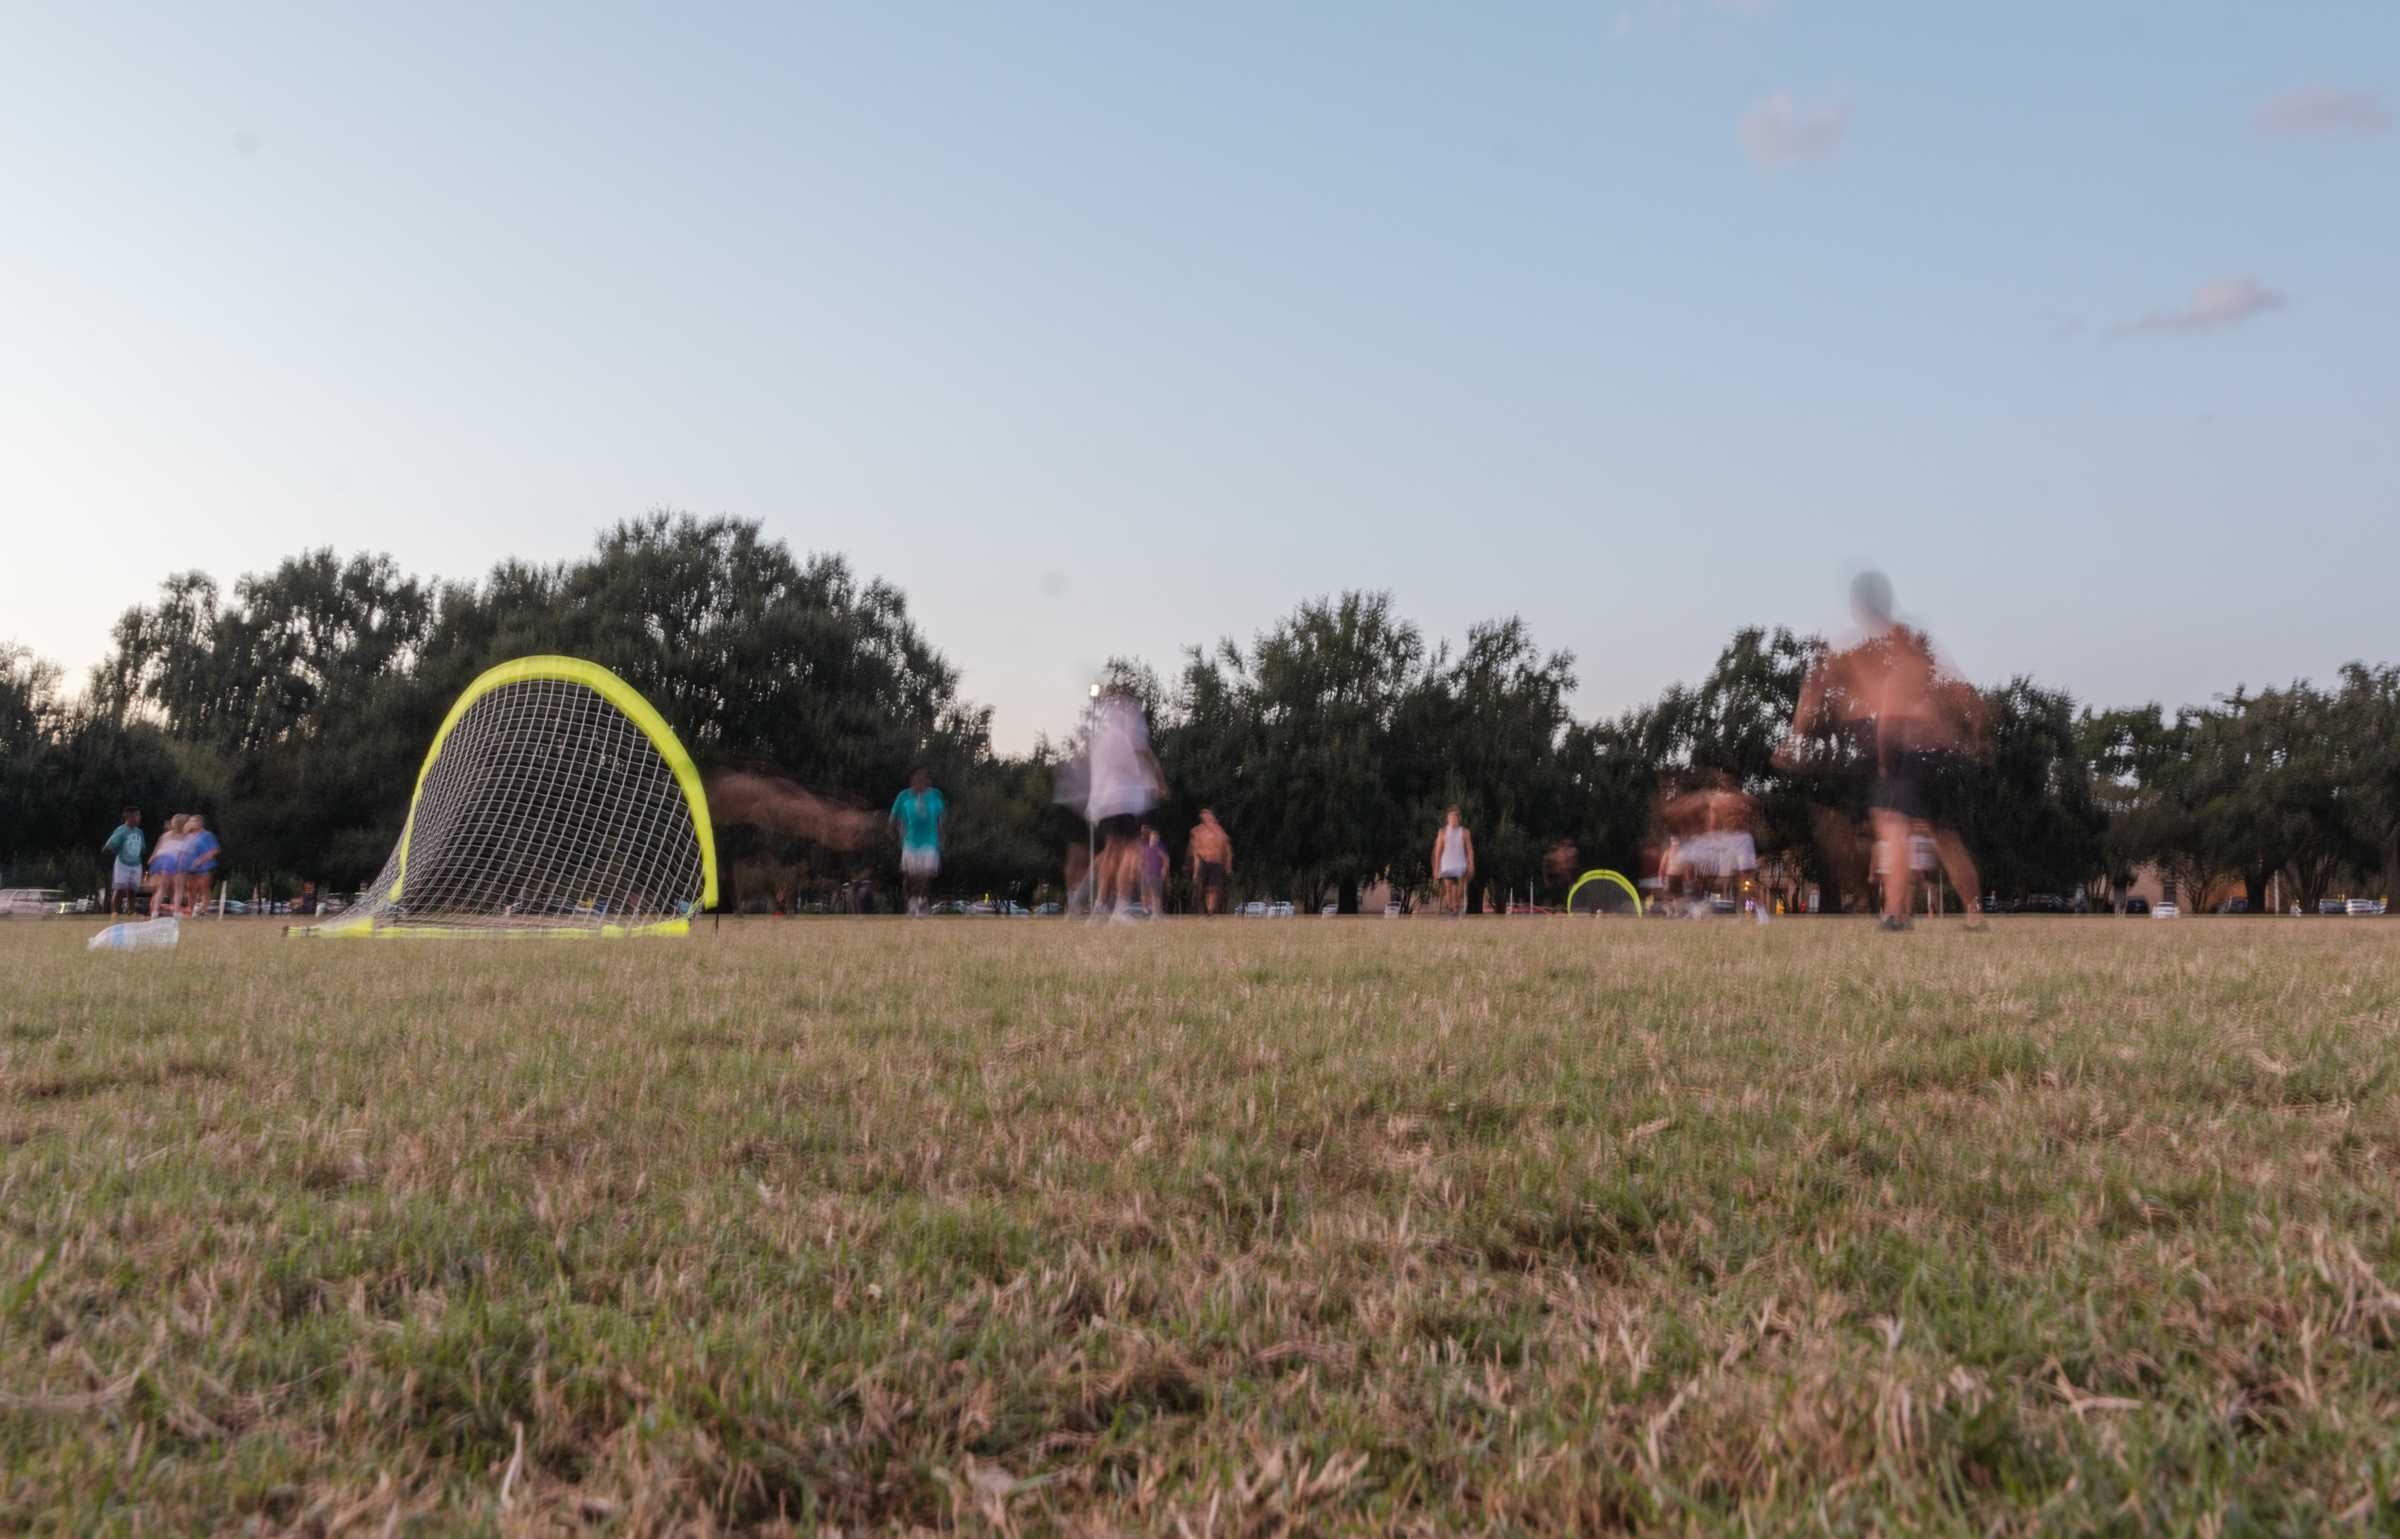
[4,517,2394,915]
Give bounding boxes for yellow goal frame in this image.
[306,656,717,938]
[1564,868,1644,917]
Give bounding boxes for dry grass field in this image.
[5,915,2400,1535]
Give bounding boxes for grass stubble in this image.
[3,916,2398,1535]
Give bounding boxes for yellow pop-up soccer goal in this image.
[292,656,716,938]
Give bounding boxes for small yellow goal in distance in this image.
[1564,869,1644,917]
[291,656,717,939]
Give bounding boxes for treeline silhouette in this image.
[4,515,2396,912]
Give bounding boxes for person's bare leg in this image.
[1933,827,1981,918]
[1871,809,1912,925]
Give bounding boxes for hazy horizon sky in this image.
[5,2,2394,752]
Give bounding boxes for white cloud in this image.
[2256,86,2390,140]
[1739,94,1851,167]
[2120,276,2288,336]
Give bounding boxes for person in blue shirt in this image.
[181,814,222,917]
[101,807,145,916]
[889,767,946,918]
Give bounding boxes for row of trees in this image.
[3,515,2394,912]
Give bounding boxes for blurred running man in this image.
[1782,571,1985,929]
[1659,773,1766,923]
[1432,806,1474,917]
[102,808,145,917]
[1188,809,1233,915]
[889,767,946,918]
[1056,689,1166,922]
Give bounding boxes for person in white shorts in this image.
[1432,806,1475,917]
[889,767,946,917]
[1660,774,1767,922]
[102,807,145,917]
[1082,691,1165,921]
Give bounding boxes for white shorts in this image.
[1678,831,1757,879]
[900,847,940,878]
[1440,861,1468,880]
[112,861,141,892]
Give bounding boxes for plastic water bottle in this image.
[87,917,179,952]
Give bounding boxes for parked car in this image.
[1267,901,1295,919]
[1240,900,1268,918]
[1384,902,1404,917]
[1321,902,1339,917]
[2154,901,2180,919]
[2214,898,2245,915]
[2320,898,2349,916]
[2017,894,2070,915]
[1033,902,1063,916]
[2124,897,2151,915]
[2348,898,2382,917]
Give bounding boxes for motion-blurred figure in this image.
[1055,689,1165,922]
[1781,571,1984,929]
[1658,772,1765,923]
[706,770,882,914]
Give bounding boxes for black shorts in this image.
[1872,749,1947,820]
[1197,860,1226,893]
[1096,813,1142,844]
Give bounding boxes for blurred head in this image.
[1200,808,1218,826]
[1445,805,1462,826]
[189,814,206,832]
[909,766,931,791]
[121,806,139,825]
[1850,569,1895,629]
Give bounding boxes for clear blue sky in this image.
[4,2,2392,750]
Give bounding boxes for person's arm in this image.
[1777,666,1827,769]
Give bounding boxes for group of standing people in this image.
[101,806,221,919]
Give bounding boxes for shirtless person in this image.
[1188,808,1233,915]
[1659,772,1765,923]
[1432,806,1475,917]
[1780,571,1984,929]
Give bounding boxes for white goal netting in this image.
[297,660,714,938]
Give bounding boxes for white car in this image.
[2348,898,2383,917]
[1240,900,1268,918]
[1267,901,1295,919]
[2153,901,2180,919]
